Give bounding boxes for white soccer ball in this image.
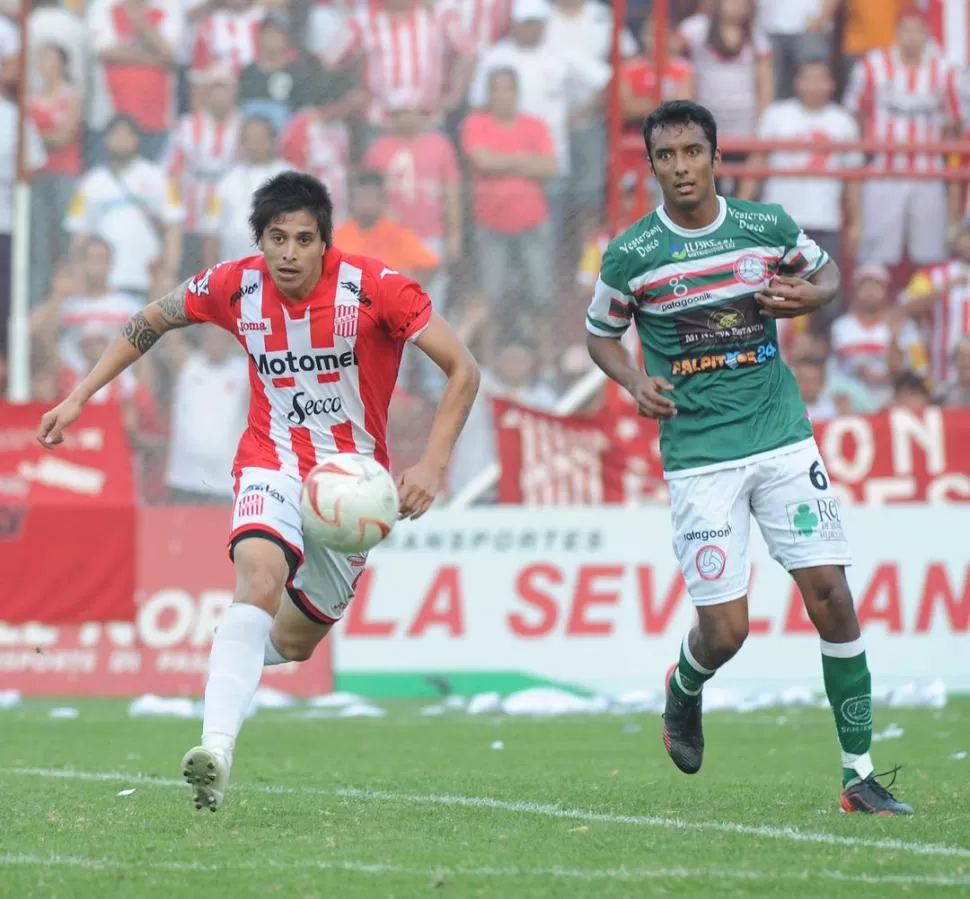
[299,453,399,553]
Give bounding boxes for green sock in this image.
[820,637,874,786]
[669,632,715,702]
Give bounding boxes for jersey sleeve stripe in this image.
[586,313,628,337]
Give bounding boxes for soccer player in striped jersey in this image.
[37,171,481,812]
[585,100,912,815]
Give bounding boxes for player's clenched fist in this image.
[396,460,443,520]
[628,373,678,420]
[36,395,85,448]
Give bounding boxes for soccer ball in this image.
[299,453,400,553]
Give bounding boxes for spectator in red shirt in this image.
[88,0,184,161]
[363,90,462,309]
[461,68,557,339]
[28,42,82,307]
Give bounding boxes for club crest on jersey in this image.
[734,254,768,286]
[334,304,359,338]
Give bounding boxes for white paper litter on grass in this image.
[250,687,296,709]
[466,692,501,715]
[950,751,967,761]
[116,789,136,797]
[48,707,79,719]
[308,692,365,708]
[872,723,904,742]
[337,702,386,718]
[441,680,952,719]
[128,695,201,719]
[0,689,22,709]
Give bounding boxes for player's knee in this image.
[270,636,316,663]
[234,567,286,613]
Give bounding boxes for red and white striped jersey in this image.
[280,112,351,226]
[439,0,512,54]
[907,261,970,384]
[183,250,433,478]
[190,7,265,76]
[327,5,475,125]
[164,111,241,232]
[844,45,960,172]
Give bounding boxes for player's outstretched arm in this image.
[399,313,481,519]
[36,279,196,448]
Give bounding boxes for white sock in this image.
[842,751,874,780]
[264,634,288,666]
[202,603,274,761]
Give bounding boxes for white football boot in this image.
[181,745,231,812]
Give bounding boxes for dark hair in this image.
[355,170,385,191]
[642,99,718,160]
[104,113,142,139]
[248,171,334,246]
[894,371,931,395]
[488,67,519,91]
[706,0,754,58]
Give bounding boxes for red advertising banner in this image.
[495,399,970,506]
[0,507,333,696]
[0,402,136,623]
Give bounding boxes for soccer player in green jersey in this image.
[585,100,912,815]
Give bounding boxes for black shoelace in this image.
[867,764,903,796]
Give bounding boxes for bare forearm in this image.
[72,317,155,403]
[420,362,480,469]
[510,155,558,179]
[808,259,841,305]
[71,279,194,402]
[587,334,641,391]
[844,180,862,228]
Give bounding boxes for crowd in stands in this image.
[0,0,969,502]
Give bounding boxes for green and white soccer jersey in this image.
[587,196,850,605]
[586,196,826,476]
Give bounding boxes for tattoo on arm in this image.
[123,311,162,354]
[156,279,193,328]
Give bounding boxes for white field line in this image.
[0,854,968,888]
[2,766,969,862]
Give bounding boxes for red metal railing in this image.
[606,0,970,227]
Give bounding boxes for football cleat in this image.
[181,745,230,812]
[840,767,914,815]
[662,663,704,774]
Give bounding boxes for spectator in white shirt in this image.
[830,264,926,412]
[203,116,289,265]
[65,113,183,301]
[739,55,862,326]
[167,325,248,504]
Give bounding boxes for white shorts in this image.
[860,179,947,266]
[229,467,368,624]
[668,440,852,607]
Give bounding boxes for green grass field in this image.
[1,698,968,898]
